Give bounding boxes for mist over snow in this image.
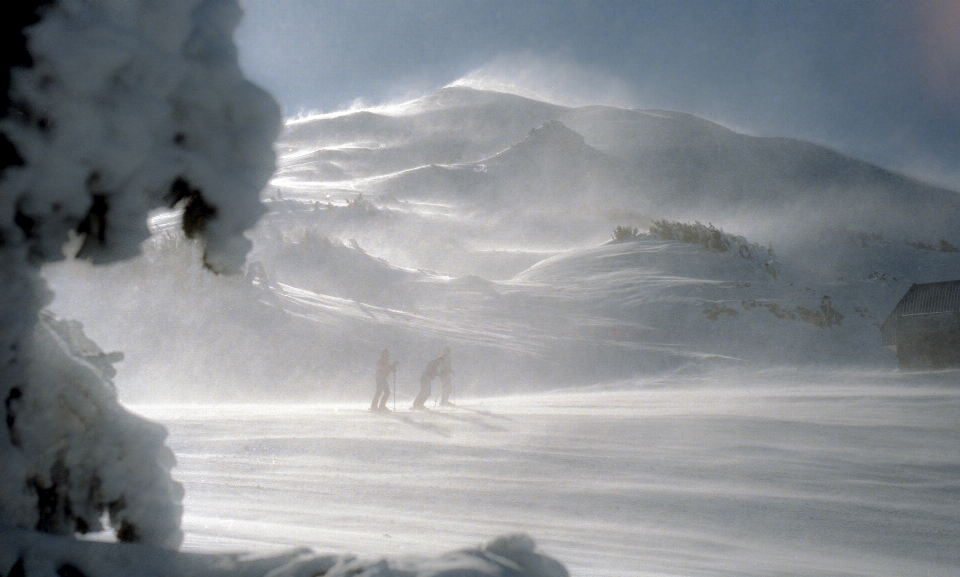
[42,86,960,403]
[5,2,959,575]
[448,53,639,110]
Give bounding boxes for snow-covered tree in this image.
[0,0,281,549]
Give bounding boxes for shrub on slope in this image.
[611,225,641,242]
[649,219,779,278]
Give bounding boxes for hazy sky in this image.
[235,0,960,190]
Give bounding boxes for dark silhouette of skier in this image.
[371,349,397,411]
[412,347,450,409]
[438,346,455,407]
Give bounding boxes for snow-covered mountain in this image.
[275,86,960,244]
[44,86,960,401]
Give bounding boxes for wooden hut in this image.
[880,280,960,369]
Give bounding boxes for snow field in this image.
[134,370,960,577]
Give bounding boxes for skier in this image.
[412,348,448,409]
[438,346,455,407]
[370,349,397,411]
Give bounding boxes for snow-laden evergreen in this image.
[0,0,277,557]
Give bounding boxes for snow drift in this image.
[1,529,567,577]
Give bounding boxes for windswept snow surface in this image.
[133,370,960,577]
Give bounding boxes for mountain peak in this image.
[490,119,609,169]
[526,120,585,145]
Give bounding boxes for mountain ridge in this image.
[273,86,960,247]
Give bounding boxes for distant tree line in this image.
[835,228,959,253]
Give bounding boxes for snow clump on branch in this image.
[0,0,280,550]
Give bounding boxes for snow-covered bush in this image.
[1,0,280,550]
[344,193,380,216]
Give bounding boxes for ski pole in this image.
[393,369,397,412]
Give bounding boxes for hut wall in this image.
[896,312,960,369]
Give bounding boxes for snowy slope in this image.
[277,88,566,186]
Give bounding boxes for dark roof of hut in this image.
[880,280,960,345]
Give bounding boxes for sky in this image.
[235,0,960,191]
